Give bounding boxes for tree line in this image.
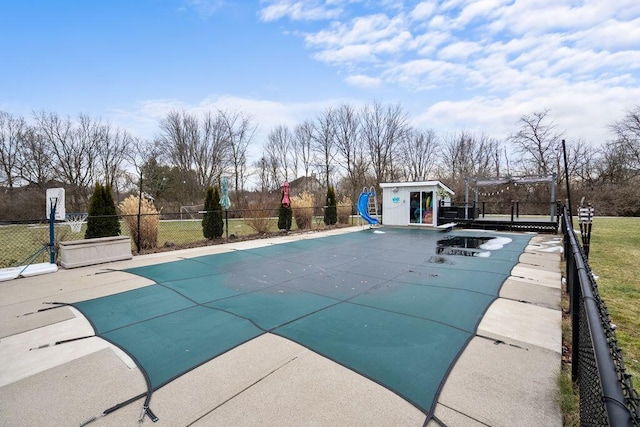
[1,102,640,217]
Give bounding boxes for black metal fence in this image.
[562,208,640,426]
[0,206,358,268]
[437,201,559,233]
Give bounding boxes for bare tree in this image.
[265,125,293,184]
[502,147,511,177]
[333,103,366,198]
[18,125,54,187]
[126,138,199,207]
[158,110,228,192]
[0,111,25,188]
[199,112,228,188]
[219,110,255,209]
[34,112,104,209]
[98,126,133,192]
[609,105,640,173]
[288,133,300,181]
[401,127,438,181]
[440,131,500,191]
[508,109,563,177]
[361,101,409,187]
[492,143,502,178]
[158,111,195,176]
[293,120,315,179]
[127,137,161,189]
[313,108,337,187]
[253,155,276,193]
[595,141,637,184]
[552,137,597,187]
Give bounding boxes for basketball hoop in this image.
[65,213,88,233]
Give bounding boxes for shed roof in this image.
[380,181,455,195]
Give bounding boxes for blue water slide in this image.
[357,191,379,225]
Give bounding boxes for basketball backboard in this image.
[46,188,66,220]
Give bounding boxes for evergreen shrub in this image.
[85,183,121,239]
[323,186,337,225]
[203,187,224,239]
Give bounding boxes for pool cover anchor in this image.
[17,301,69,317]
[78,391,154,426]
[140,405,159,423]
[28,334,94,351]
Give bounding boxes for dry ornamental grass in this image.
[244,201,274,234]
[291,192,315,229]
[119,195,160,250]
[337,195,353,224]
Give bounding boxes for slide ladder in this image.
[357,187,380,226]
[367,188,378,219]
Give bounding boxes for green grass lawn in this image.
[586,217,640,384]
[0,224,53,267]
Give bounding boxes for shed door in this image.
[409,191,434,225]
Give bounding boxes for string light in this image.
[479,188,507,196]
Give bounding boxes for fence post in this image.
[564,209,581,382]
[562,139,574,230]
[136,173,142,253]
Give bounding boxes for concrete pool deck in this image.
[0,226,562,426]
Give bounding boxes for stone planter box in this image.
[59,236,132,269]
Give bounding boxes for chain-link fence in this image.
[0,219,54,268]
[562,208,640,426]
[0,206,359,268]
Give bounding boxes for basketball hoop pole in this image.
[49,198,57,264]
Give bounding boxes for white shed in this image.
[380,181,454,227]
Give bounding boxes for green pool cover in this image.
[73,228,530,419]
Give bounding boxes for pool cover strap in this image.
[78,391,150,426]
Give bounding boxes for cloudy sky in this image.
[2,0,639,160]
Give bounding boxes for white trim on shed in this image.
[380,181,454,227]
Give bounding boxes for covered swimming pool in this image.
[72,227,531,420]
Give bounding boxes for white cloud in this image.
[411,1,437,20]
[305,14,405,48]
[258,0,342,22]
[574,17,640,51]
[383,59,466,89]
[439,0,467,13]
[437,41,482,61]
[183,0,224,17]
[488,1,629,35]
[451,0,508,27]
[374,30,414,54]
[344,74,382,88]
[427,14,448,30]
[313,44,376,64]
[304,13,415,67]
[413,81,640,145]
[414,31,450,56]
